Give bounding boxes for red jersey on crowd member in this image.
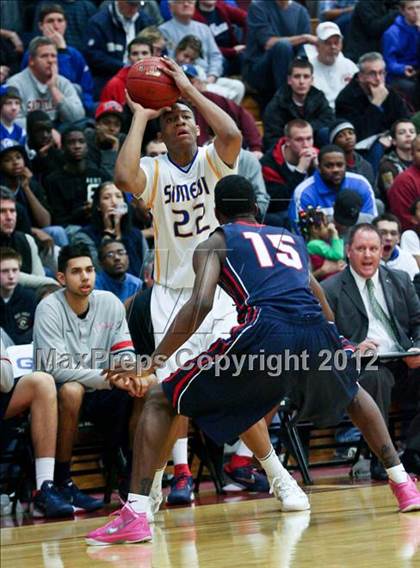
[388,136,420,232]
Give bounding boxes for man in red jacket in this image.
[99,38,154,105]
[193,0,247,75]
[389,135,420,231]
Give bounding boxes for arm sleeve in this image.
[108,301,136,366]
[56,77,86,122]
[359,181,378,217]
[307,238,344,261]
[205,31,224,78]
[355,1,398,38]
[0,340,14,393]
[33,302,111,390]
[246,3,280,50]
[335,94,388,141]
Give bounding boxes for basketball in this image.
[126,57,180,109]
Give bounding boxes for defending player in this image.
[87,175,420,545]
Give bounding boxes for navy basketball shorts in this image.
[161,308,359,446]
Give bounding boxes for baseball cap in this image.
[95,101,124,121]
[334,190,363,227]
[316,21,343,41]
[0,85,21,106]
[0,141,27,160]
[181,64,199,79]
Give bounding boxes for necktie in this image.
[365,279,402,351]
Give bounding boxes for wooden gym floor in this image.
[1,475,420,568]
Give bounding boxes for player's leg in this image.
[347,386,420,512]
[225,407,278,492]
[239,418,310,511]
[86,385,178,545]
[4,372,73,517]
[55,382,103,512]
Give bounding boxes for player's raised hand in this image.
[160,56,193,96]
[125,90,171,119]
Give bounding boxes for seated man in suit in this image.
[322,223,420,478]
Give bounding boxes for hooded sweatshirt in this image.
[382,14,420,81]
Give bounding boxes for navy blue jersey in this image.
[218,222,322,321]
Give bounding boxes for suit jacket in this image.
[322,266,420,350]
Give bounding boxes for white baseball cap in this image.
[316,22,343,41]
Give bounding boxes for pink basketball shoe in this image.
[389,476,420,513]
[85,503,152,545]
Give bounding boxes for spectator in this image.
[400,198,420,268]
[0,187,57,289]
[7,37,85,128]
[388,135,420,231]
[181,63,261,154]
[344,0,399,62]
[238,149,269,220]
[0,27,24,82]
[85,0,154,97]
[26,110,63,184]
[299,206,345,281]
[144,138,167,157]
[33,0,97,52]
[21,4,94,115]
[335,52,411,172]
[99,38,154,106]
[43,127,110,227]
[373,213,419,280]
[318,1,356,36]
[159,0,224,85]
[84,101,126,178]
[33,244,134,514]
[261,119,318,226]
[0,143,68,248]
[382,0,420,108]
[309,21,358,110]
[175,36,244,103]
[193,0,247,76]
[95,239,142,302]
[72,181,148,278]
[377,119,417,200]
[322,223,420,479]
[329,120,375,188]
[137,25,168,57]
[243,0,316,105]
[262,58,334,151]
[289,145,377,232]
[0,338,73,518]
[333,188,364,243]
[0,86,26,151]
[0,247,36,344]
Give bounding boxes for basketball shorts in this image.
[161,309,359,446]
[150,283,238,382]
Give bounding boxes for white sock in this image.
[127,492,149,514]
[35,457,55,490]
[257,446,288,482]
[172,438,188,465]
[235,441,253,458]
[386,463,408,484]
[151,466,165,495]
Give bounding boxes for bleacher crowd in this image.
[0,0,419,518]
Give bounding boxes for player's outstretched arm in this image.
[162,57,242,167]
[152,231,226,364]
[114,91,170,196]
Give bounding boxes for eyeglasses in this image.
[363,70,386,79]
[103,250,128,259]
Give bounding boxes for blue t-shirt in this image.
[95,271,142,302]
[0,123,26,151]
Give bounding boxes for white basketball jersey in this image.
[139,143,237,289]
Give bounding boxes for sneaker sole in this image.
[166,493,195,506]
[400,503,420,513]
[279,501,311,512]
[85,535,152,546]
[223,472,269,493]
[72,504,104,514]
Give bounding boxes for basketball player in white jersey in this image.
[114,58,307,513]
